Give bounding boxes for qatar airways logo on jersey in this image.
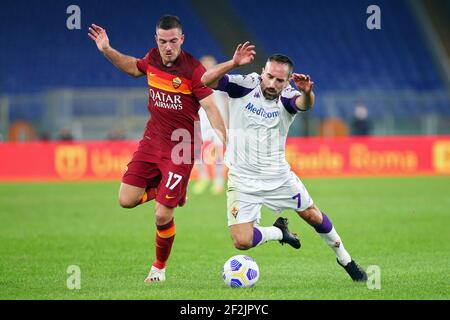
[149,88,183,110]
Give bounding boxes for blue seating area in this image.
[1,0,448,125]
[228,0,444,93]
[0,0,224,94]
[227,0,447,119]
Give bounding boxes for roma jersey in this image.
[134,48,213,163]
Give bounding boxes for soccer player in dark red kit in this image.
[89,15,227,282]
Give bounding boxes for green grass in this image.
[0,177,449,299]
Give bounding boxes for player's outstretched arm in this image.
[200,95,228,145]
[88,23,144,78]
[201,41,256,88]
[292,73,315,111]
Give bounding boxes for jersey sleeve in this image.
[136,51,150,74]
[192,64,213,101]
[216,73,258,98]
[280,86,302,114]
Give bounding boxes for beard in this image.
[262,88,279,100]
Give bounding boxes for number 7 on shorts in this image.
[293,193,301,209]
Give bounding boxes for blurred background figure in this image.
[193,55,229,195]
[350,103,372,136]
[58,128,74,141]
[38,132,50,142]
[107,128,126,141]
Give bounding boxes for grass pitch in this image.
[0,177,449,300]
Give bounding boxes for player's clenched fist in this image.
[292,73,314,94]
[88,23,110,52]
[232,41,256,67]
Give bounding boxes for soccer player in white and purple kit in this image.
[201,42,367,281]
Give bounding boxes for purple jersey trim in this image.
[217,75,253,98]
[280,96,299,114]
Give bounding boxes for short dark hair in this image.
[267,54,294,75]
[156,15,183,32]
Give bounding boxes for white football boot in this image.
[144,266,166,282]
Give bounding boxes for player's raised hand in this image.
[292,73,314,93]
[88,23,110,52]
[232,41,256,67]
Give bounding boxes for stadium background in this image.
[0,0,449,300]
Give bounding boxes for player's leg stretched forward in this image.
[297,204,367,282]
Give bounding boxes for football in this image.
[222,255,260,288]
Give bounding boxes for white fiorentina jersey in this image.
[216,72,302,181]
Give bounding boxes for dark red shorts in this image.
[122,158,194,208]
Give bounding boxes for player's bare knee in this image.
[232,236,252,250]
[118,195,139,208]
[233,241,251,250]
[154,205,174,225]
[155,213,169,225]
[298,205,322,225]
